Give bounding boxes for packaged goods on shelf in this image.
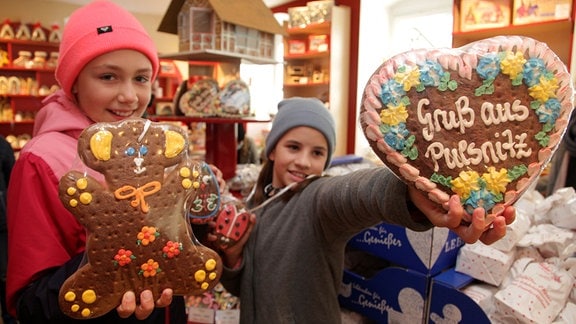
[513,0,572,25]
[459,0,511,32]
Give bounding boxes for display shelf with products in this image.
[0,38,60,139]
[148,59,183,116]
[283,3,350,157]
[148,115,270,180]
[151,59,266,180]
[452,0,576,75]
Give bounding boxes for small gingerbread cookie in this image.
[212,198,251,250]
[58,118,222,319]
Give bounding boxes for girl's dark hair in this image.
[247,160,273,208]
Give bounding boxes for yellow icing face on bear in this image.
[360,36,574,218]
[58,118,222,319]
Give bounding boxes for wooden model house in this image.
[158,0,284,63]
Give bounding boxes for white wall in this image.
[354,0,453,157]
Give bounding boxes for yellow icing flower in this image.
[380,103,408,126]
[394,66,420,91]
[529,76,559,102]
[482,167,510,194]
[500,51,526,80]
[451,171,480,198]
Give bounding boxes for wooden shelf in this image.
[282,5,350,157]
[452,0,576,70]
[159,49,279,65]
[0,38,59,137]
[284,51,330,60]
[287,21,331,35]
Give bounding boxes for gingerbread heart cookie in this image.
[58,118,222,319]
[360,36,574,217]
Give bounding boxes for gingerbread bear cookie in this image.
[58,118,222,319]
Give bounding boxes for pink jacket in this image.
[6,90,92,316]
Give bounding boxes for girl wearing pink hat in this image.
[6,1,186,323]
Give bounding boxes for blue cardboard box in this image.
[339,267,430,323]
[430,270,491,323]
[347,222,464,275]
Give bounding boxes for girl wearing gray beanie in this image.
[217,97,516,323]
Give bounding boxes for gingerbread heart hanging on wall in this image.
[360,35,574,218]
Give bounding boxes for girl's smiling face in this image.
[72,49,154,123]
[268,126,328,188]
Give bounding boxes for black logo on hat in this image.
[96,26,113,34]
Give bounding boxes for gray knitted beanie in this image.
[265,97,336,169]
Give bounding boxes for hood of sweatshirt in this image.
[33,89,92,139]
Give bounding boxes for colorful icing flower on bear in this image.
[113,249,135,267]
[163,241,183,259]
[140,259,160,277]
[137,226,159,246]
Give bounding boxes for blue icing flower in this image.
[418,60,444,86]
[384,123,410,151]
[477,54,501,80]
[380,79,405,106]
[523,58,547,87]
[536,98,561,124]
[464,187,497,214]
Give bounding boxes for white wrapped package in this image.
[517,224,575,258]
[549,196,576,230]
[461,283,498,315]
[500,257,534,288]
[553,302,576,324]
[493,262,574,324]
[491,208,531,252]
[515,189,545,216]
[455,242,516,286]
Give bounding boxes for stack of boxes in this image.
[338,222,493,322]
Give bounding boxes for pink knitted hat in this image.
[56,0,159,99]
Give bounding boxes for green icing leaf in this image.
[447,80,458,91]
[507,165,528,181]
[380,123,390,133]
[400,96,411,106]
[402,145,418,160]
[535,131,550,146]
[405,134,416,147]
[511,75,523,86]
[530,101,541,110]
[416,84,425,92]
[430,173,452,188]
[492,192,504,203]
[440,72,450,82]
[543,123,554,132]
